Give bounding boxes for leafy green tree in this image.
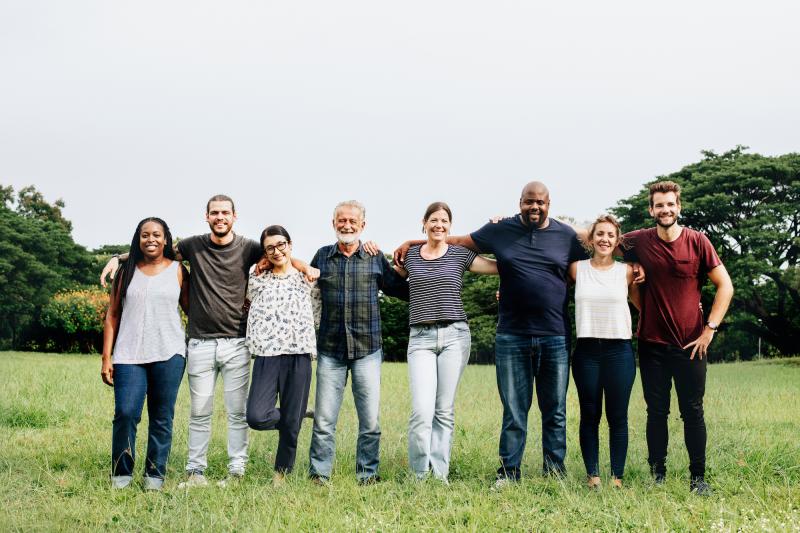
[0,185,97,348]
[612,147,800,358]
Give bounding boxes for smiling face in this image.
[649,191,681,229]
[139,221,166,260]
[424,209,451,243]
[519,183,550,228]
[588,221,619,259]
[263,234,292,268]
[333,205,366,245]
[206,200,236,238]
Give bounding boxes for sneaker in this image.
[304,408,315,419]
[310,474,330,487]
[272,471,286,488]
[178,472,208,489]
[357,475,381,486]
[142,476,164,491]
[111,475,133,489]
[217,472,244,488]
[490,476,516,491]
[690,478,712,496]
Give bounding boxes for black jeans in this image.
[638,341,707,479]
[572,339,635,479]
[246,354,312,473]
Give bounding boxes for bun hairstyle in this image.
[422,201,452,233]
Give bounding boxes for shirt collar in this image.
[327,241,366,259]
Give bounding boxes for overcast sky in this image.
[1,1,798,260]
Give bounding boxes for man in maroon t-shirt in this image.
[623,181,733,496]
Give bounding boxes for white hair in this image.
[333,200,366,221]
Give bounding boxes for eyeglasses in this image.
[265,241,289,255]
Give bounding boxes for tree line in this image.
[2,147,798,360]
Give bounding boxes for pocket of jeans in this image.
[188,339,202,349]
[451,321,470,333]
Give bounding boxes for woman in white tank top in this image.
[568,214,640,490]
[101,217,189,490]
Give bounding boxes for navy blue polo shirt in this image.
[471,216,587,336]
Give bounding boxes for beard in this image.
[655,214,677,229]
[209,222,232,238]
[336,231,360,245]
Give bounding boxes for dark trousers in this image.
[572,339,635,479]
[246,354,312,473]
[638,341,707,479]
[112,354,185,479]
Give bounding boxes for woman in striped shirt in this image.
[395,202,498,482]
[568,214,640,489]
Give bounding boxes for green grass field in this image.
[1,352,798,532]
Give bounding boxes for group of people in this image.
[99,180,733,496]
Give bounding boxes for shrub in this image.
[38,288,108,353]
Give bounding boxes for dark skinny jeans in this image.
[638,340,707,480]
[246,354,312,473]
[572,338,635,479]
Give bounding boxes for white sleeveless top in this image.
[574,260,631,339]
[113,261,186,364]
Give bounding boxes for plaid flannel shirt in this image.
[311,243,409,360]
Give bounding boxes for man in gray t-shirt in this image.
[101,194,313,487]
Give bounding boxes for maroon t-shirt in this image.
[623,227,722,348]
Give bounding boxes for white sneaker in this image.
[111,475,133,489]
[143,476,164,491]
[490,476,515,491]
[178,472,208,489]
[217,473,243,487]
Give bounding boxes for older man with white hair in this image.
[308,200,408,485]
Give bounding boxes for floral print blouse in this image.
[245,270,319,358]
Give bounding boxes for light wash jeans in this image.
[407,321,471,480]
[308,349,382,481]
[185,338,250,476]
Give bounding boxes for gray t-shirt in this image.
[178,233,263,339]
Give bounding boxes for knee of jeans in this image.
[190,395,214,418]
[247,409,279,429]
[580,404,601,426]
[646,403,670,419]
[433,407,455,428]
[678,400,704,423]
[114,403,141,425]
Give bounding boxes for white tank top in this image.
[574,260,631,339]
[113,261,186,364]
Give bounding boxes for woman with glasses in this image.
[245,225,318,486]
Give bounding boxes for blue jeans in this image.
[495,334,569,479]
[309,349,382,481]
[407,321,471,480]
[112,354,185,481]
[572,338,635,479]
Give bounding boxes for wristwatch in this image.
[706,321,719,331]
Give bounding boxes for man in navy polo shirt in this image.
[395,181,588,487]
